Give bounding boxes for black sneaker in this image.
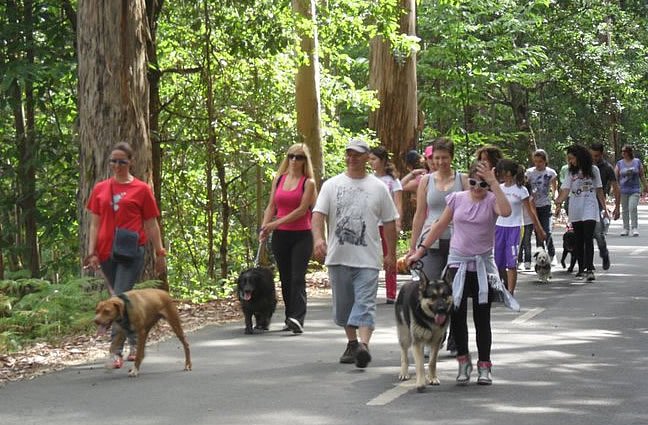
[575,271,584,279]
[286,317,303,334]
[355,342,372,368]
[602,253,610,270]
[586,270,596,281]
[339,340,359,364]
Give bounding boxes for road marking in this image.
[367,383,410,406]
[512,307,545,325]
[630,247,647,256]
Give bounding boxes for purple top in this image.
[446,190,498,257]
[617,158,642,195]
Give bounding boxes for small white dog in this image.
[534,248,552,283]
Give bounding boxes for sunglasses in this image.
[287,153,306,161]
[109,159,130,166]
[468,178,489,188]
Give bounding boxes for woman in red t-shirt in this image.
[85,142,166,369]
[260,144,317,334]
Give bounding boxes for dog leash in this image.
[253,243,264,267]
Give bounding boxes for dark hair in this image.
[589,142,605,153]
[370,146,397,178]
[468,160,481,178]
[496,158,523,187]
[475,145,503,169]
[621,144,634,159]
[404,150,422,168]
[566,144,593,178]
[432,137,454,157]
[112,142,134,159]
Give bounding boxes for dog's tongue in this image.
[242,292,252,301]
[95,324,109,337]
[435,314,447,326]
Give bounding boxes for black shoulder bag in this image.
[110,181,140,262]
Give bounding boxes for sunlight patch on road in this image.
[512,307,545,325]
[366,382,411,406]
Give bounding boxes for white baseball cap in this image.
[345,138,370,153]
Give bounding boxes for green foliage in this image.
[0,277,103,352]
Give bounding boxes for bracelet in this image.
[156,248,167,257]
[417,243,428,250]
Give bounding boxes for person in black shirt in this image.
[589,143,621,270]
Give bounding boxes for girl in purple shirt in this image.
[409,161,512,386]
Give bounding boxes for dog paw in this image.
[244,328,254,335]
[128,367,139,377]
[428,376,441,386]
[184,362,192,371]
[416,385,426,393]
[398,373,410,381]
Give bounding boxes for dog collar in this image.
[116,293,133,332]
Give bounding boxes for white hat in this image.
[345,138,370,153]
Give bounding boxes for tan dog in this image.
[94,288,192,377]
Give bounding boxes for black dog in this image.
[237,267,277,334]
[560,227,577,272]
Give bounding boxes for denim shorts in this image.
[328,265,379,329]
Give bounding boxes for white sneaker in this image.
[620,229,629,236]
[632,228,639,237]
[524,262,531,270]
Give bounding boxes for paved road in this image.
[2,207,648,425]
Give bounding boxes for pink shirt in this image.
[446,190,498,256]
[275,175,312,231]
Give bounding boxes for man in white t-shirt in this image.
[312,138,399,369]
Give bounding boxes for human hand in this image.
[613,206,620,220]
[406,246,426,266]
[476,162,498,186]
[313,239,327,262]
[155,256,167,275]
[384,253,396,272]
[83,254,100,270]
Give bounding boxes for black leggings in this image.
[271,230,313,325]
[447,268,492,362]
[571,220,596,272]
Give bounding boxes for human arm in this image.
[393,189,403,233]
[84,213,102,269]
[610,179,621,220]
[639,162,648,195]
[554,188,570,217]
[259,176,279,241]
[143,217,167,275]
[524,198,545,241]
[382,220,398,272]
[312,211,328,263]
[409,175,429,253]
[400,169,426,193]
[407,206,452,264]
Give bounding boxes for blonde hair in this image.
[276,143,315,179]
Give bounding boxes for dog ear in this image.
[111,299,125,319]
[533,252,539,258]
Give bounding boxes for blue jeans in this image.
[328,266,379,330]
[535,205,555,258]
[101,246,144,355]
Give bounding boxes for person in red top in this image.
[85,142,166,369]
[260,143,317,334]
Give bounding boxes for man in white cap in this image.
[312,138,399,368]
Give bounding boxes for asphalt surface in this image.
[2,206,648,425]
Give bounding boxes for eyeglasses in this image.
[109,159,130,166]
[287,153,306,161]
[468,178,489,188]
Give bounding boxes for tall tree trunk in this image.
[292,0,323,186]
[368,0,418,174]
[509,82,535,156]
[77,0,152,274]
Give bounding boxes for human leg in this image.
[271,230,294,320]
[593,219,610,270]
[287,231,312,328]
[571,221,585,275]
[518,224,533,267]
[621,194,630,234]
[420,239,450,281]
[629,193,640,234]
[582,220,596,279]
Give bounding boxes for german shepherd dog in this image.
[237,267,277,334]
[560,226,577,272]
[395,272,453,392]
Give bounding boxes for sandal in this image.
[107,354,123,369]
[127,349,136,362]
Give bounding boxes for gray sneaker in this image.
[586,270,596,281]
[456,355,472,385]
[477,361,493,385]
[339,341,359,364]
[355,342,372,368]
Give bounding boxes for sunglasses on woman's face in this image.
[468,178,489,188]
[287,153,306,161]
[109,159,130,166]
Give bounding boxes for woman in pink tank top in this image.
[260,144,317,333]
